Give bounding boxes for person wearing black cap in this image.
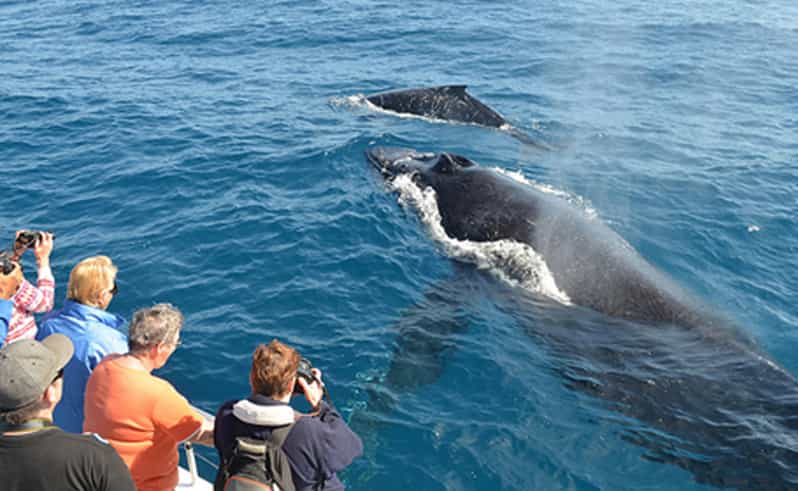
[0,334,135,491]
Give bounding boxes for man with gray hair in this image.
[84,303,214,491]
[0,334,135,490]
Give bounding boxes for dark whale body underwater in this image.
[364,146,798,490]
[366,86,547,148]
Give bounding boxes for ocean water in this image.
[2,1,797,490]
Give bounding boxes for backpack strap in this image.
[268,422,294,448]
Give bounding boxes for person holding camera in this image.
[214,339,363,491]
[4,231,55,346]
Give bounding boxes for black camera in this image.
[293,357,317,394]
[15,230,54,251]
[0,252,17,275]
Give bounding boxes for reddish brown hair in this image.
[250,339,300,397]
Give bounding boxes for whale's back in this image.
[367,85,507,127]
[431,167,728,328]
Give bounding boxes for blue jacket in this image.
[38,300,128,433]
[0,299,11,348]
[215,395,363,491]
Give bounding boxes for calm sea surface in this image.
[2,1,797,490]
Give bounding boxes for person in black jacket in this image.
[214,339,363,491]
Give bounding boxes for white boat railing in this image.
[179,406,217,490]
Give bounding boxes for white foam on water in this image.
[388,173,571,304]
[329,94,370,110]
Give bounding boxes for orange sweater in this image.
[84,358,203,491]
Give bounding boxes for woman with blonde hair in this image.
[37,255,127,433]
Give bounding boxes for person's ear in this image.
[43,379,62,406]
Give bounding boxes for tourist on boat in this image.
[38,255,127,434]
[0,299,11,335]
[0,334,135,491]
[0,258,19,338]
[214,339,363,491]
[83,303,214,491]
[3,231,55,346]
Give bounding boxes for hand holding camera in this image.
[14,230,55,266]
[294,357,325,410]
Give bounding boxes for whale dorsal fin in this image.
[433,153,474,174]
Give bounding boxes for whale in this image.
[367,147,723,327]
[366,86,548,148]
[363,146,798,490]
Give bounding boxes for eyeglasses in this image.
[52,369,64,384]
[109,282,118,296]
[162,335,182,348]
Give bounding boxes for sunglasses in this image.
[109,282,118,296]
[52,368,64,384]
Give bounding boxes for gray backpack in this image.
[215,423,296,491]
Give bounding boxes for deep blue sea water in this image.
[2,1,797,490]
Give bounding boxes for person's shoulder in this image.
[282,415,334,458]
[87,326,127,351]
[148,372,179,390]
[217,399,238,414]
[45,429,118,456]
[288,410,329,436]
[214,399,240,425]
[39,309,74,332]
[299,402,340,424]
[147,374,190,405]
[115,369,176,398]
[288,404,356,443]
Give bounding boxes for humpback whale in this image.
[366,86,547,148]
[363,146,798,490]
[367,147,721,327]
